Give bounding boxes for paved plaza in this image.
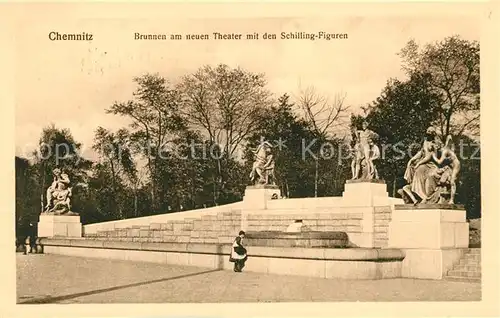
[17,254,481,304]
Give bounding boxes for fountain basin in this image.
[245,231,349,248]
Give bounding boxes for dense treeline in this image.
[15,36,480,232]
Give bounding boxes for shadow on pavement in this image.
[18,268,221,304]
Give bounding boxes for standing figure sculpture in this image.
[43,168,76,215]
[351,121,380,180]
[398,127,460,205]
[432,135,461,204]
[368,137,381,180]
[249,141,276,185]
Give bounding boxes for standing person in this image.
[28,222,37,253]
[230,231,247,272]
[17,218,29,254]
[24,236,31,255]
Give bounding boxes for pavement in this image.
[16,253,481,303]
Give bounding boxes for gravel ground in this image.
[17,254,481,304]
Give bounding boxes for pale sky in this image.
[15,16,480,160]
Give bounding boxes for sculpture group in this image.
[249,141,276,186]
[350,121,380,180]
[399,127,461,205]
[42,168,78,215]
[249,123,461,206]
[39,124,461,218]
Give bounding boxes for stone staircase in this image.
[445,248,481,282]
[373,206,392,248]
[84,210,242,245]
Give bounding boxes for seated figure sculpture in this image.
[398,128,460,205]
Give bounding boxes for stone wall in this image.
[85,211,242,244]
[373,206,392,248]
[245,212,363,233]
[79,182,403,249]
[83,202,243,235]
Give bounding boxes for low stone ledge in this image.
[39,238,404,262]
[103,241,142,250]
[70,239,104,248]
[141,242,188,252]
[249,246,326,259]
[39,238,72,245]
[245,231,347,240]
[395,204,465,210]
[185,243,232,254]
[323,248,405,261]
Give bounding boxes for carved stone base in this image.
[38,214,82,238]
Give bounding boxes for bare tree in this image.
[296,85,350,197]
[177,64,271,156]
[177,64,272,203]
[298,86,349,137]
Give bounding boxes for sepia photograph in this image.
[2,2,498,316]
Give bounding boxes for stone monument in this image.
[38,168,82,238]
[339,120,394,248]
[388,128,468,279]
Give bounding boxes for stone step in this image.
[459,259,480,266]
[149,223,162,230]
[85,210,245,239]
[374,225,388,233]
[465,254,481,261]
[447,270,481,278]
[466,248,481,255]
[445,276,481,283]
[452,265,481,272]
[373,233,388,238]
[373,213,391,220]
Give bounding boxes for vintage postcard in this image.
[1,1,499,318]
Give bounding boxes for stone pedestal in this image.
[341,180,402,248]
[38,214,82,238]
[342,179,400,207]
[241,185,280,231]
[388,205,469,249]
[388,204,469,279]
[242,185,281,210]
